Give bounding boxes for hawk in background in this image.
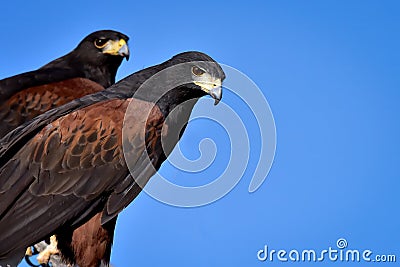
[0,29,130,138]
[0,29,129,266]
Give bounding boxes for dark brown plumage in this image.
[0,30,129,138]
[0,29,129,267]
[58,213,117,267]
[0,51,225,267]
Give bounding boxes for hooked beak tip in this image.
[119,44,130,60]
[209,86,222,105]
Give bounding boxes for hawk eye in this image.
[94,38,109,48]
[192,66,206,76]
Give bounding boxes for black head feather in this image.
[0,30,129,102]
[41,30,130,88]
[122,51,225,114]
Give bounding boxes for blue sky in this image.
[1,0,399,266]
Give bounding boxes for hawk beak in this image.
[195,78,223,105]
[102,39,130,60]
[209,86,222,105]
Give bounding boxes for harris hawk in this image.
[0,29,130,267]
[0,29,130,138]
[0,51,225,267]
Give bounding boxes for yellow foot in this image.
[25,246,33,256]
[37,235,60,264]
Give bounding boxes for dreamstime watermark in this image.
[257,238,396,263]
[122,61,276,207]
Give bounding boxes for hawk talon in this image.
[36,235,59,265]
[26,246,49,267]
[24,254,48,267]
[26,247,33,256]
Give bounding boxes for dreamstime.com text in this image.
[257,238,396,263]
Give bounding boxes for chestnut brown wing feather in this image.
[102,101,167,223]
[0,78,104,138]
[0,98,170,261]
[58,102,169,265]
[0,99,128,258]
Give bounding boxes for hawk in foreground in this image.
[0,51,225,267]
[0,29,130,138]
